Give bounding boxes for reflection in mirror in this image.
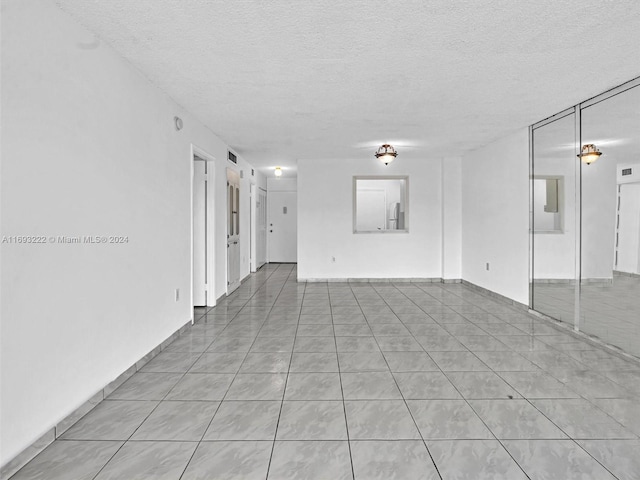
[354,177,408,233]
[531,112,577,323]
[532,176,564,233]
[580,84,640,356]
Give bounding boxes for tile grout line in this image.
[407,282,629,479]
[83,286,269,480]
[170,263,284,480]
[349,282,446,480]
[372,281,534,480]
[10,267,639,479]
[329,287,357,480]
[401,283,538,480]
[462,284,633,478]
[264,265,303,480]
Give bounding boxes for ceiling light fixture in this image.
[578,144,602,165]
[274,166,282,177]
[375,144,398,165]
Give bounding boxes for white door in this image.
[616,183,640,274]
[193,160,207,305]
[268,191,297,263]
[227,169,241,293]
[257,187,267,268]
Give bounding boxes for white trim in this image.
[250,183,257,272]
[352,175,410,234]
[190,144,217,314]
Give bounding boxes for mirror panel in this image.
[531,112,577,324]
[580,84,640,356]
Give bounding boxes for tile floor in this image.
[534,274,640,357]
[10,263,640,479]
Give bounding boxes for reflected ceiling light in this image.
[375,144,398,165]
[274,166,283,177]
[578,144,602,165]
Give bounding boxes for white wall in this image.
[461,129,530,304]
[442,157,462,280]
[297,157,443,280]
[267,177,297,192]
[0,0,260,466]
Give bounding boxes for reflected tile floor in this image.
[534,274,640,358]
[10,263,640,479]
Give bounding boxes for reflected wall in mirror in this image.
[353,176,408,233]
[532,176,564,233]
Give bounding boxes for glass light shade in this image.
[578,144,602,165]
[375,144,398,165]
[378,154,396,165]
[274,167,282,177]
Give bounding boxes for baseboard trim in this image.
[1,318,193,480]
[459,282,640,365]
[613,270,640,279]
[6,275,638,478]
[460,280,529,311]
[532,278,614,286]
[299,277,445,283]
[527,309,640,366]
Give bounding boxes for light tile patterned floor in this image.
[10,264,640,479]
[533,274,640,358]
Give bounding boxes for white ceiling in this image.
[55,0,640,175]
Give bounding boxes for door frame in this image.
[191,144,216,320]
[250,183,257,272]
[257,187,267,268]
[226,168,241,294]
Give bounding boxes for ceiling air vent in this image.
[622,168,632,176]
[228,151,237,164]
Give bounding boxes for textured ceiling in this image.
[55,0,640,174]
[535,83,640,166]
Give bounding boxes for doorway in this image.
[227,169,241,293]
[192,150,215,309]
[268,191,297,263]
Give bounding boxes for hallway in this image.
[11,264,640,479]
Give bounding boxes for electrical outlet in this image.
[486,263,490,271]
[175,288,180,301]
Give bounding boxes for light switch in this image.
[283,206,287,214]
